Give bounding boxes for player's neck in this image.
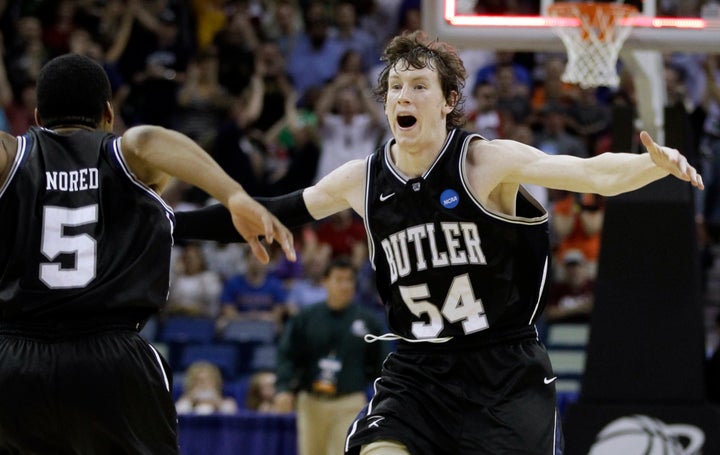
[45,124,96,134]
[391,132,448,178]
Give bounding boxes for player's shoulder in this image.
[321,158,368,183]
[0,130,19,147]
[0,130,19,177]
[467,136,529,160]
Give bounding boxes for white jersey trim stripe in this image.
[344,375,383,453]
[528,255,549,325]
[110,137,175,217]
[0,136,27,200]
[147,343,170,391]
[364,154,377,271]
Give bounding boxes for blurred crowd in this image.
[2,0,720,412]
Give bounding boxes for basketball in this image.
[588,415,702,455]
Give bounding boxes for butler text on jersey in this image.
[380,221,487,284]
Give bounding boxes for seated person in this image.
[166,242,222,318]
[175,361,239,415]
[246,370,279,413]
[218,249,288,333]
[545,249,595,324]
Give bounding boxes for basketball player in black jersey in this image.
[0,54,295,454]
[175,31,703,454]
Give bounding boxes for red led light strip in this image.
[443,0,708,29]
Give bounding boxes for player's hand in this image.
[640,131,704,190]
[227,192,296,264]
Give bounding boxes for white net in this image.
[547,3,638,88]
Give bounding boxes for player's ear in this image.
[444,91,458,114]
[34,108,43,127]
[100,101,114,132]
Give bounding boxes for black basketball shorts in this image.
[0,324,178,454]
[345,338,564,455]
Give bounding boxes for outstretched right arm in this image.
[121,125,295,263]
[174,159,367,241]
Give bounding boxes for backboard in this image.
[423,0,720,52]
[421,0,720,139]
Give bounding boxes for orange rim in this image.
[548,2,638,41]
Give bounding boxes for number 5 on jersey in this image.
[40,205,98,289]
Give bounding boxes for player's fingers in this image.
[248,237,270,264]
[678,155,688,177]
[688,166,704,188]
[276,224,296,262]
[261,213,274,245]
[639,131,655,151]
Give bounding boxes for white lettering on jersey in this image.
[46,168,99,192]
[382,222,487,285]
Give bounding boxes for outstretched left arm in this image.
[492,131,703,196]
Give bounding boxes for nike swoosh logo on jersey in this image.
[544,376,557,384]
[379,192,395,201]
[367,416,385,428]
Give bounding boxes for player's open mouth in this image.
[397,115,417,128]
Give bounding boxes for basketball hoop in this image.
[547,2,638,88]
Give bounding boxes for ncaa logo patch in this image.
[440,189,459,209]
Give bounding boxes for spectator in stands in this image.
[274,257,388,455]
[566,86,611,148]
[530,56,578,116]
[665,61,695,113]
[67,26,133,134]
[218,249,288,333]
[330,1,378,72]
[212,4,258,96]
[263,83,322,196]
[268,241,305,284]
[313,67,384,182]
[314,209,367,263]
[4,78,35,136]
[262,0,303,58]
[128,7,189,127]
[174,49,232,149]
[210,69,268,196]
[464,81,502,139]
[552,192,605,276]
[396,0,422,34]
[494,63,532,124]
[287,2,344,102]
[474,51,532,95]
[202,242,249,282]
[176,361,239,415]
[166,242,223,318]
[357,0,403,63]
[6,16,47,86]
[546,249,595,324]
[42,0,78,56]
[249,39,292,134]
[286,244,332,315]
[536,103,589,158]
[190,0,228,52]
[246,370,279,413]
